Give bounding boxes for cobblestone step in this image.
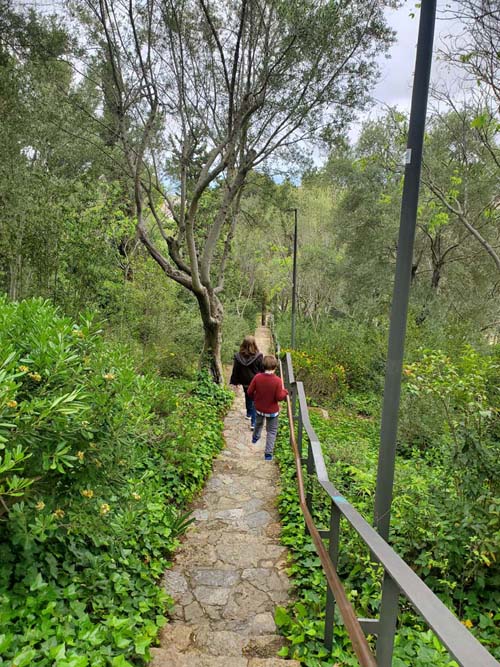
[151,646,301,667]
[156,622,287,657]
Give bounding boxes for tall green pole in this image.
[374,0,437,541]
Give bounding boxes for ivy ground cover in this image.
[273,407,499,666]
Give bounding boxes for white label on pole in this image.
[405,148,412,164]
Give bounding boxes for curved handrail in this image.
[278,349,499,667]
[283,380,377,667]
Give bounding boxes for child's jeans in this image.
[253,412,279,456]
[243,386,256,427]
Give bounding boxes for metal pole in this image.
[291,208,298,349]
[324,501,341,651]
[306,440,314,513]
[374,0,437,540]
[376,574,400,667]
[297,409,304,459]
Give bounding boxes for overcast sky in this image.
[349,0,462,140]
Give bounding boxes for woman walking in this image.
[229,335,263,429]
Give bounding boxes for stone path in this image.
[151,326,299,667]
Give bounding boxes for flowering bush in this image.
[0,297,231,666]
[282,348,347,401]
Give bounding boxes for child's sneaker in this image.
[264,453,273,460]
[245,415,251,420]
[252,435,260,444]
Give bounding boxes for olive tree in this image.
[74,0,394,382]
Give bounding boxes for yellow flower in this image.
[18,365,29,372]
[29,372,42,382]
[72,329,84,338]
[76,451,85,461]
[463,619,473,629]
[7,400,18,408]
[81,420,89,427]
[81,489,94,498]
[103,373,115,381]
[118,459,126,465]
[53,508,65,519]
[35,501,45,511]
[94,459,102,468]
[100,503,111,515]
[132,492,141,501]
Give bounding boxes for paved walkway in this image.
[151,326,299,667]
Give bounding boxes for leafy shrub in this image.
[275,316,386,394]
[221,306,260,364]
[402,346,499,498]
[0,296,232,666]
[282,348,348,402]
[273,409,499,664]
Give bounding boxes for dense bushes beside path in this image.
[276,410,500,667]
[0,297,232,667]
[272,314,498,664]
[273,408,499,666]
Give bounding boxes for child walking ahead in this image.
[229,335,263,428]
[247,355,288,460]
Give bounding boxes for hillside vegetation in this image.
[0,298,231,666]
[272,319,499,665]
[1,1,498,665]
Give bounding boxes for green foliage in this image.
[0,297,232,665]
[220,306,260,365]
[273,400,499,663]
[276,316,386,395]
[276,321,500,667]
[402,345,499,497]
[281,348,347,401]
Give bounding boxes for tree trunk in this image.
[431,261,443,290]
[196,289,224,385]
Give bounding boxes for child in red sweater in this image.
[247,355,288,460]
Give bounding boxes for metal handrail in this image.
[284,387,377,667]
[276,346,499,667]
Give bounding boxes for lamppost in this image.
[374,0,436,544]
[373,6,436,664]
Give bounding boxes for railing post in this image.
[282,361,289,391]
[297,408,304,459]
[306,440,314,514]
[291,382,297,419]
[324,501,341,651]
[377,573,399,667]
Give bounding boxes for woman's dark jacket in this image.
[230,352,264,387]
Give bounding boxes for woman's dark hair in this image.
[240,335,259,357]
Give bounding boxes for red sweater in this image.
[247,372,288,415]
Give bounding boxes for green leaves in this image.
[272,363,499,665]
[11,648,37,667]
[0,298,230,665]
[471,113,489,130]
[275,605,292,628]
